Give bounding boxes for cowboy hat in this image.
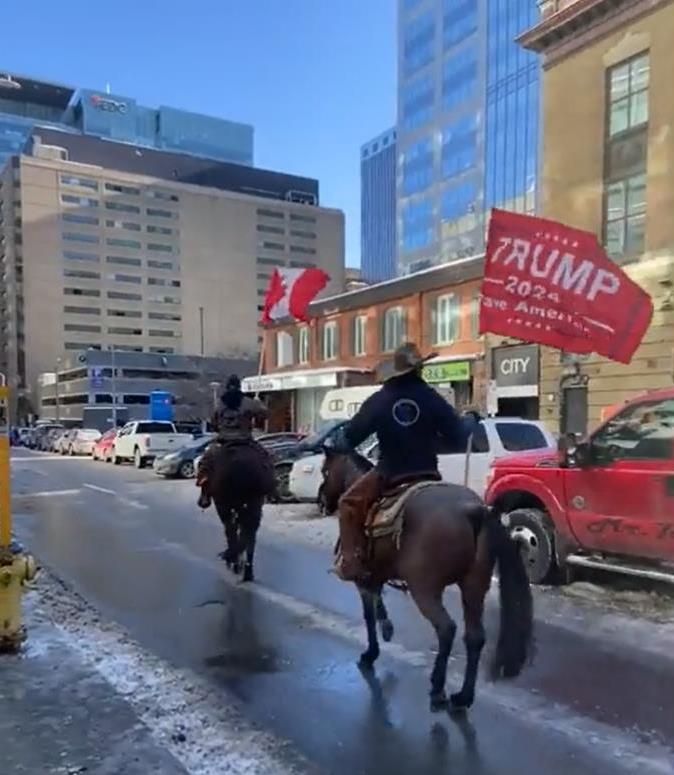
[377,342,438,382]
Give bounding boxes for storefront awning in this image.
[242,367,370,393]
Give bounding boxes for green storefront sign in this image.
[422,361,471,384]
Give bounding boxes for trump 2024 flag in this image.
[261,267,330,324]
[480,209,653,364]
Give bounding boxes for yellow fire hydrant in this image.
[0,384,37,653]
[0,547,37,652]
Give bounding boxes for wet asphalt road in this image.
[10,449,674,775]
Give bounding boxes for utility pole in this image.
[199,307,205,356]
[54,358,61,422]
[110,345,118,428]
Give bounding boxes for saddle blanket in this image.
[365,480,447,541]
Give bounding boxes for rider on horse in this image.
[197,374,270,509]
[333,342,479,582]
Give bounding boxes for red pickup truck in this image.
[485,387,674,584]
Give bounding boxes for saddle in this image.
[364,474,446,544]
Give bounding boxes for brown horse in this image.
[321,448,533,712]
[210,442,276,582]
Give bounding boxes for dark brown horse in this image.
[321,448,533,712]
[210,442,276,582]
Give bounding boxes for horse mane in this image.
[348,450,374,474]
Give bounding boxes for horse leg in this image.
[375,591,394,643]
[410,585,457,712]
[214,502,237,565]
[451,574,488,711]
[357,586,380,670]
[241,497,263,583]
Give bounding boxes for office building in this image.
[0,71,253,172]
[397,0,539,274]
[360,128,397,283]
[0,130,344,421]
[520,0,674,433]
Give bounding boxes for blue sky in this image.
[4,0,397,267]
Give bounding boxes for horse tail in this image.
[483,508,533,680]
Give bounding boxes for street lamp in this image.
[54,358,61,422]
[209,381,220,414]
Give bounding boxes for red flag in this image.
[479,209,653,364]
[261,267,330,325]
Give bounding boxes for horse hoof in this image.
[358,652,378,671]
[430,691,448,713]
[380,620,394,643]
[450,691,473,711]
[242,565,254,583]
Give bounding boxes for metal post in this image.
[199,307,205,356]
[110,346,118,428]
[209,381,220,413]
[54,359,61,422]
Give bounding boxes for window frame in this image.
[322,321,338,361]
[382,306,405,353]
[298,326,310,364]
[353,315,367,357]
[434,293,459,345]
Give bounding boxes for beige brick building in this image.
[521,0,674,433]
[0,131,344,418]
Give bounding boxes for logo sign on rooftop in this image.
[90,94,127,114]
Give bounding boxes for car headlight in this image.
[164,453,179,461]
[301,464,314,473]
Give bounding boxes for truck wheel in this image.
[507,508,558,585]
[134,448,146,469]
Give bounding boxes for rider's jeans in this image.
[338,469,383,578]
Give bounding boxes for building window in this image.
[402,136,434,196]
[146,207,174,219]
[64,305,101,315]
[108,309,142,318]
[257,257,286,267]
[148,311,181,322]
[289,213,316,224]
[401,74,434,131]
[260,240,285,251]
[105,183,140,196]
[146,224,174,235]
[107,255,142,267]
[276,331,294,368]
[60,174,98,191]
[147,190,179,202]
[298,326,310,364]
[402,198,433,253]
[257,208,285,220]
[404,10,435,77]
[442,115,478,179]
[64,268,100,280]
[608,53,649,137]
[353,315,367,357]
[106,237,141,249]
[64,323,101,333]
[147,259,176,270]
[442,47,477,112]
[443,0,478,50]
[290,229,316,240]
[63,232,100,245]
[108,291,142,301]
[147,243,174,253]
[149,329,178,337]
[383,307,405,352]
[289,260,316,269]
[257,224,285,235]
[323,321,338,360]
[61,194,98,207]
[111,273,142,284]
[64,288,100,297]
[604,174,647,259]
[106,219,141,232]
[603,54,649,259]
[62,213,100,226]
[434,294,459,344]
[63,251,99,263]
[105,201,140,214]
[441,180,478,222]
[290,245,316,255]
[108,326,143,336]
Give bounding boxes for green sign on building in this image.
[422,361,471,384]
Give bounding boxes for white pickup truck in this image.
[289,417,556,506]
[113,421,193,469]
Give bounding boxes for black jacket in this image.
[344,373,476,480]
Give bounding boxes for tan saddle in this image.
[364,474,446,544]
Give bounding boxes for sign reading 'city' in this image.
[479,209,653,364]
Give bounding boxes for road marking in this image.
[83,483,116,496]
[14,489,81,498]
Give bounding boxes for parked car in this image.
[289,418,556,512]
[486,388,674,585]
[92,429,117,462]
[17,428,32,446]
[55,429,75,455]
[112,421,194,468]
[154,435,215,479]
[65,428,101,456]
[39,426,65,452]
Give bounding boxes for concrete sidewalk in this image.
[0,598,187,775]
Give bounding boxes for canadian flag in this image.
[261,267,330,324]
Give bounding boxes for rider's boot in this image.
[197,480,212,509]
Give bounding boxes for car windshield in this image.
[79,430,101,439]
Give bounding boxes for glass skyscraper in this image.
[361,128,397,283]
[397,0,539,275]
[0,72,253,172]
